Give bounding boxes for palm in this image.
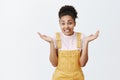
[37,32,53,43]
[85,30,99,42]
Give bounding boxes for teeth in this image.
[65,30,69,33]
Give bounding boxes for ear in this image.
[59,19,60,23]
[59,19,61,25]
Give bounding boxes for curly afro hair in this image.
[58,5,78,21]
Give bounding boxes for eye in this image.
[67,22,72,25]
[61,22,65,25]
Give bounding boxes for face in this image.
[59,15,76,36]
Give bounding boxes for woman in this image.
[37,5,99,80]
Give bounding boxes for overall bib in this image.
[52,32,84,80]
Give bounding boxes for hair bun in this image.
[59,5,78,19]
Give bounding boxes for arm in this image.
[80,30,99,67]
[37,32,58,67]
[80,41,88,67]
[49,41,58,67]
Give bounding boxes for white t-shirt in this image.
[52,32,86,51]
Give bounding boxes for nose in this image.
[64,24,69,29]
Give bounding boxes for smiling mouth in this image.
[64,29,70,33]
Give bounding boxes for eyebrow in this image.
[60,20,73,22]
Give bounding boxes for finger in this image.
[37,32,44,38]
[37,32,41,36]
[94,31,99,38]
[89,34,93,37]
[96,31,99,36]
[96,30,100,35]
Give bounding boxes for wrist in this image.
[49,40,54,44]
[84,40,89,44]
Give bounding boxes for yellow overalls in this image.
[52,32,84,80]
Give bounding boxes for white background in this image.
[0,0,120,80]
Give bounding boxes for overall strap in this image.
[77,32,81,48]
[56,32,61,49]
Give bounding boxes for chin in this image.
[64,33,72,36]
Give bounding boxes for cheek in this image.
[60,26,64,31]
[69,25,75,29]
[60,25,63,29]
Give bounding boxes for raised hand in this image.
[85,30,99,43]
[37,32,53,43]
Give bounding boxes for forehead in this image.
[60,15,74,22]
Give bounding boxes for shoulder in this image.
[75,32,85,37]
[75,32,86,41]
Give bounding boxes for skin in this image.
[59,15,76,36]
[37,15,99,67]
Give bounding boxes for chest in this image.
[60,35,78,50]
